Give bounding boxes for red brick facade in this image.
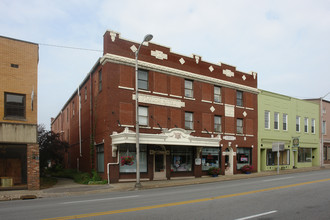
[52,30,258,183]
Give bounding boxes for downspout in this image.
[78,87,82,157]
[107,149,119,185]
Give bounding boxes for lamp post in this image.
[135,34,153,188]
[320,92,330,168]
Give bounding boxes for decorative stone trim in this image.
[209,65,214,72]
[133,93,185,108]
[118,86,134,91]
[201,100,212,103]
[100,53,259,94]
[223,69,234,77]
[225,104,235,117]
[111,127,221,147]
[170,94,182,98]
[245,107,254,111]
[130,45,137,53]
[179,58,185,65]
[184,97,196,101]
[151,50,168,60]
[153,91,168,96]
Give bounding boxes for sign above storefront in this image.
[223,136,236,141]
[272,142,285,152]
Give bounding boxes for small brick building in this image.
[0,36,39,190]
[51,30,258,183]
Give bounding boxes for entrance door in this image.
[223,148,234,175]
[154,153,166,180]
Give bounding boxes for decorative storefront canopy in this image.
[111,127,221,147]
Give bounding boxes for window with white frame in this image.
[185,80,194,98]
[185,112,194,130]
[274,112,279,130]
[265,111,270,129]
[214,86,221,103]
[4,92,26,119]
[296,116,300,132]
[138,106,148,126]
[283,113,288,131]
[214,116,222,132]
[237,118,243,134]
[311,118,315,134]
[138,69,148,90]
[304,117,308,133]
[236,91,243,107]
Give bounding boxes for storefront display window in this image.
[298,148,312,163]
[119,144,147,173]
[266,149,290,165]
[237,147,251,170]
[171,146,193,172]
[202,147,220,171]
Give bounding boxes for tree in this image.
[38,125,68,173]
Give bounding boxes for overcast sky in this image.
[1,0,330,129]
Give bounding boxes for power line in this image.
[39,42,102,52]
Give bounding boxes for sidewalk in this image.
[1,166,329,201]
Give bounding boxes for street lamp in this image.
[135,34,153,188]
[320,92,330,168]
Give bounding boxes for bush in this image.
[241,165,253,173]
[208,167,221,176]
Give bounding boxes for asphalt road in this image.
[1,170,330,220]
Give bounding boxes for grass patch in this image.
[40,176,58,189]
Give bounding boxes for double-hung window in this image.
[237,118,243,134]
[138,106,148,126]
[304,117,308,133]
[185,80,193,98]
[236,91,243,107]
[264,111,270,129]
[274,112,279,130]
[138,69,148,90]
[214,86,221,103]
[4,92,26,119]
[214,116,222,132]
[296,116,300,132]
[283,114,288,131]
[311,118,315,134]
[185,112,193,130]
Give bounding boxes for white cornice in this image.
[100,53,259,94]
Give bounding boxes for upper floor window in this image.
[322,120,326,134]
[214,86,221,103]
[265,111,270,129]
[304,117,308,133]
[274,112,279,130]
[283,114,288,131]
[311,118,315,134]
[236,91,243,107]
[138,106,149,126]
[84,87,87,101]
[237,118,243,134]
[185,80,193,98]
[185,112,194,130]
[98,70,102,92]
[296,116,300,132]
[138,69,148,90]
[72,101,75,117]
[4,92,26,119]
[214,116,222,132]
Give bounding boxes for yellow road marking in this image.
[44,178,330,220]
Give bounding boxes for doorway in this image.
[154,153,166,180]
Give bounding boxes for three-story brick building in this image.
[51,30,258,182]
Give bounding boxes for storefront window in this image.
[298,148,312,163]
[171,146,193,172]
[119,144,147,173]
[237,147,251,170]
[202,148,220,171]
[266,149,290,165]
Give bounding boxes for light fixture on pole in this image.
[135,34,153,188]
[320,92,330,168]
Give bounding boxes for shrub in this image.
[208,167,221,176]
[241,165,253,173]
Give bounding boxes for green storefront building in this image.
[258,90,320,171]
